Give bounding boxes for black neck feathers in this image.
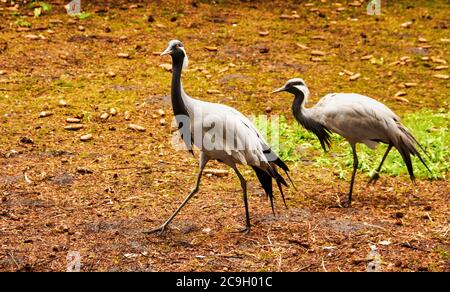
[292,91,332,152]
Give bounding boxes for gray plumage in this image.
[273,78,429,206]
[145,40,291,234]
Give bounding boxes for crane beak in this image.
[271,86,286,94]
[160,47,172,56]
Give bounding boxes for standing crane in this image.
[145,40,292,234]
[272,78,429,207]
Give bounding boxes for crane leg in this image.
[345,143,358,208]
[232,166,251,234]
[368,143,393,185]
[143,153,209,235]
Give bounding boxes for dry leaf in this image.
[128,124,146,131]
[349,73,361,81]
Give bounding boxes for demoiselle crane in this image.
[272,78,429,207]
[144,40,293,234]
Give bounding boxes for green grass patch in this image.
[255,109,449,180]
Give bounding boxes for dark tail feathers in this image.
[252,161,290,215]
[395,124,431,182]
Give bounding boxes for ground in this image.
[0,0,449,272]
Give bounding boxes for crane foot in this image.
[142,225,168,235]
[368,173,380,185]
[231,225,251,234]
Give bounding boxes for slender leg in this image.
[368,143,393,185]
[232,166,251,233]
[344,143,358,207]
[143,153,209,234]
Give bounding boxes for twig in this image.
[321,258,328,272]
[7,252,20,270]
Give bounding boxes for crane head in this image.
[161,40,189,70]
[272,78,307,94]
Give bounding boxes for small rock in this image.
[0,70,6,75]
[400,21,413,28]
[100,112,109,121]
[80,134,93,142]
[104,26,111,33]
[259,47,269,54]
[109,108,118,116]
[349,73,361,81]
[124,111,131,121]
[128,124,146,132]
[378,240,391,246]
[159,118,167,126]
[117,53,130,59]
[265,106,272,114]
[107,71,116,77]
[78,25,85,31]
[418,37,428,43]
[64,124,83,131]
[440,38,450,43]
[157,109,165,116]
[66,117,81,123]
[258,31,269,36]
[202,227,212,234]
[58,99,68,107]
[39,111,53,118]
[207,89,221,94]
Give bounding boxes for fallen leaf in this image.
[159,63,172,71]
[39,111,53,118]
[205,46,218,52]
[128,124,146,132]
[395,91,407,97]
[434,65,448,71]
[433,74,449,80]
[360,54,373,60]
[64,124,83,131]
[66,118,81,123]
[80,134,93,141]
[349,73,361,81]
[311,50,326,56]
[117,53,130,59]
[204,169,228,177]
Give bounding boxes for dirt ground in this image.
[0,0,449,271]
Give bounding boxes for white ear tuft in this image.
[293,85,310,104]
[180,47,188,70]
